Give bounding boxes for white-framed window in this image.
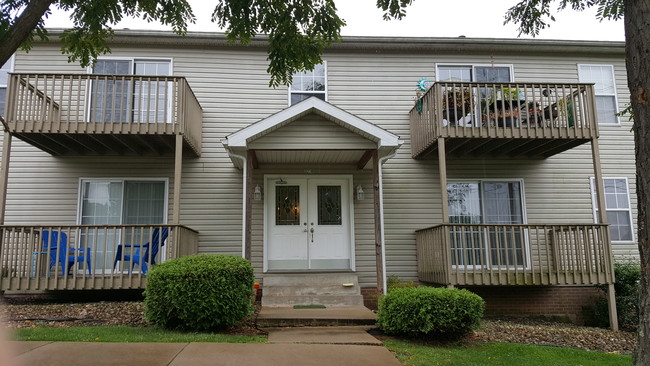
[89,58,172,123]
[77,178,168,271]
[436,64,513,82]
[289,62,327,105]
[578,64,618,124]
[436,64,514,127]
[0,55,15,118]
[590,177,634,242]
[447,180,528,268]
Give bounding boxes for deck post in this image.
[438,137,449,223]
[0,131,12,225]
[373,150,384,295]
[591,139,618,331]
[607,283,619,331]
[244,150,254,261]
[172,134,183,225]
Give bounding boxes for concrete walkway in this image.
[8,327,402,366]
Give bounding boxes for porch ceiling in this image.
[254,149,368,165]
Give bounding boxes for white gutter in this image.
[227,151,247,258]
[378,149,398,295]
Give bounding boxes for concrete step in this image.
[263,274,359,287]
[262,295,365,307]
[261,273,363,308]
[257,306,377,327]
[263,284,360,297]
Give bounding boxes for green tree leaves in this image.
[504,0,624,36]
[213,0,345,86]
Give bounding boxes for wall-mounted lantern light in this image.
[254,184,262,201]
[356,185,365,201]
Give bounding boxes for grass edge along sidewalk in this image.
[383,339,632,366]
[12,326,266,343]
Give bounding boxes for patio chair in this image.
[113,227,169,275]
[41,230,92,275]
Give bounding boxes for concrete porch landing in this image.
[257,306,377,327]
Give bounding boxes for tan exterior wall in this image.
[0,36,636,288]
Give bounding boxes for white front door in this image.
[266,176,353,271]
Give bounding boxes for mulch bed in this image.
[0,296,635,353]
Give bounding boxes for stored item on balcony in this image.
[442,87,473,126]
[113,227,169,275]
[41,230,92,275]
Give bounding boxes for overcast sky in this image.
[44,0,625,42]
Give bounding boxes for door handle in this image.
[310,227,314,243]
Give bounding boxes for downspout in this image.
[227,151,247,258]
[378,149,398,295]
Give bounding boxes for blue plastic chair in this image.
[41,230,92,275]
[113,227,169,275]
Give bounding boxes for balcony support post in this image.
[438,137,449,223]
[172,134,183,226]
[0,131,12,225]
[591,138,618,331]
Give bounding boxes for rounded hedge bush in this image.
[144,254,254,331]
[377,287,484,338]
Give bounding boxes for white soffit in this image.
[223,97,402,150]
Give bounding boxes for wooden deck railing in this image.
[415,224,615,286]
[0,224,199,291]
[410,82,599,157]
[5,73,202,155]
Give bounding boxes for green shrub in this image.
[591,262,639,331]
[386,275,417,292]
[144,254,254,331]
[377,287,484,338]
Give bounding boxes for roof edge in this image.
[42,28,625,55]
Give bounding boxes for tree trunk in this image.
[0,0,55,67]
[627,0,650,364]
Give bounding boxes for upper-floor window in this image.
[437,65,512,82]
[289,62,326,105]
[90,58,171,123]
[578,64,618,124]
[590,177,634,242]
[0,56,14,118]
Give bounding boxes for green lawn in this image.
[12,326,266,343]
[383,340,632,366]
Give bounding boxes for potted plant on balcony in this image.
[442,87,473,126]
[483,87,521,128]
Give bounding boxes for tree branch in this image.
[0,0,55,66]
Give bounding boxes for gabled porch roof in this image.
[222,97,402,168]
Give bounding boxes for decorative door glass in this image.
[317,186,342,225]
[276,186,300,225]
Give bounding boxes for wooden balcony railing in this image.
[410,82,599,158]
[4,73,202,156]
[0,224,199,291]
[416,224,615,286]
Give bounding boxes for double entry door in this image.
[266,176,353,271]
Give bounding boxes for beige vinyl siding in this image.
[248,114,377,150]
[0,38,636,288]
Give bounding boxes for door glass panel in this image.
[80,181,123,271]
[447,183,483,266]
[122,181,166,247]
[474,66,511,82]
[317,186,342,225]
[276,186,300,225]
[482,182,525,267]
[90,60,133,122]
[133,61,171,123]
